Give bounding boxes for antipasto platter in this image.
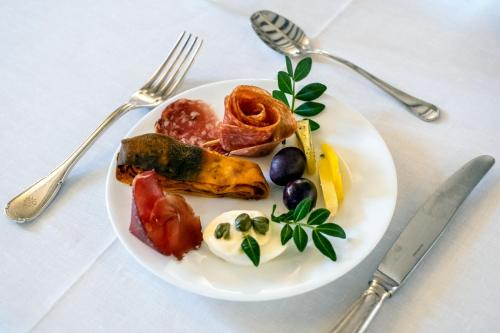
[105,75,397,301]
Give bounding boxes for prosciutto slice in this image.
[155,99,219,147]
[219,85,297,157]
[130,170,203,260]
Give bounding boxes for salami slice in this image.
[155,99,219,147]
[219,85,297,157]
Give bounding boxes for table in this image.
[1,0,499,332]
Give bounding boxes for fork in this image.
[5,31,203,223]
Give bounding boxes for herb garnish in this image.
[273,56,326,131]
[271,198,346,261]
[234,215,270,267]
[241,235,260,267]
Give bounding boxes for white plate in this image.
[105,79,397,301]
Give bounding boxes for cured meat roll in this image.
[219,85,297,157]
[116,133,269,199]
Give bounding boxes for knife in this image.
[330,155,495,333]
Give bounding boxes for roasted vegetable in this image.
[116,133,269,200]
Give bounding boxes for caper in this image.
[252,216,270,235]
[235,213,252,232]
[215,223,230,240]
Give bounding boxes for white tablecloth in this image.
[1,0,499,332]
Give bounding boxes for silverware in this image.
[330,155,495,333]
[250,10,440,122]
[5,32,203,223]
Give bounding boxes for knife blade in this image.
[330,155,495,333]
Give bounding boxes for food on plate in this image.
[214,223,230,240]
[251,216,270,235]
[130,170,202,259]
[269,147,307,186]
[235,213,252,232]
[271,197,346,262]
[283,178,317,210]
[114,69,349,267]
[116,133,269,199]
[216,85,297,157]
[272,56,327,123]
[155,99,220,147]
[318,157,339,217]
[295,119,316,174]
[203,210,286,266]
[320,143,344,202]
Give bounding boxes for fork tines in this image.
[142,31,203,98]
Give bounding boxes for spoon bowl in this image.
[250,10,311,57]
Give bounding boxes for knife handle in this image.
[330,279,390,333]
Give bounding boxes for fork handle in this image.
[310,50,440,122]
[4,103,135,222]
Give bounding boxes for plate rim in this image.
[105,78,398,301]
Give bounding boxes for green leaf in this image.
[293,57,312,81]
[278,71,293,94]
[295,102,325,116]
[293,198,313,222]
[285,56,294,77]
[296,83,327,101]
[272,90,290,107]
[271,204,278,220]
[312,230,337,261]
[241,235,260,266]
[271,204,294,222]
[316,223,346,239]
[306,118,320,131]
[307,208,330,225]
[293,225,308,252]
[280,224,293,245]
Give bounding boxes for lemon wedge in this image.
[295,119,316,174]
[320,143,344,203]
[318,157,339,217]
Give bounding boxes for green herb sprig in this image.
[273,56,326,131]
[227,214,269,267]
[271,198,346,261]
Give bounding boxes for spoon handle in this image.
[312,50,440,122]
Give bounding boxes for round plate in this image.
[105,79,397,301]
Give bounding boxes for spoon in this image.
[251,10,440,122]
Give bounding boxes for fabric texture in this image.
[0,0,499,332]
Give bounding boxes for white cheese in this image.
[203,210,287,266]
